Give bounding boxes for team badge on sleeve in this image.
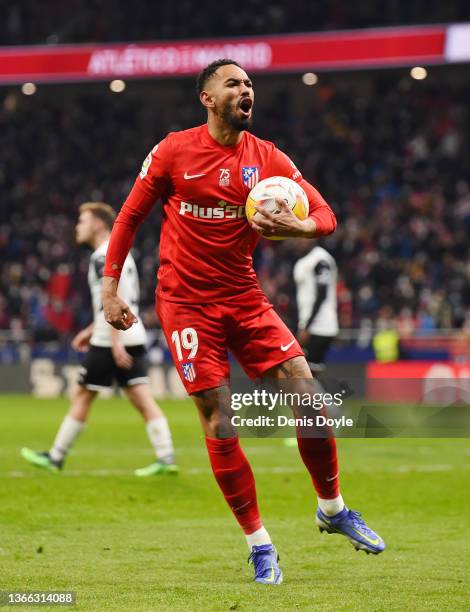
[139,143,159,180]
[242,166,259,189]
[182,362,196,382]
[140,152,152,179]
[289,159,301,180]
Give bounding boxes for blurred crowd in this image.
[1,69,470,347]
[1,0,470,46]
[257,74,470,336]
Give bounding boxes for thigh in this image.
[114,345,150,387]
[156,298,230,394]
[228,302,304,379]
[69,384,98,421]
[262,357,336,437]
[77,346,114,391]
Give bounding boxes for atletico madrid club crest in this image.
[182,362,196,382]
[242,166,259,189]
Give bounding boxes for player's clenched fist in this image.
[102,277,137,330]
[103,295,137,330]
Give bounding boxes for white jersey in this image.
[293,246,339,337]
[89,240,147,347]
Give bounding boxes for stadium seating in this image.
[1,0,470,45]
[1,69,469,345]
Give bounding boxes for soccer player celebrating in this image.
[21,203,177,477]
[102,60,385,584]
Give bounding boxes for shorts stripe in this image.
[125,376,150,386]
[83,384,112,391]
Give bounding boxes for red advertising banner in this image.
[367,361,470,404]
[0,25,448,84]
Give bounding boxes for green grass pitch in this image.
[1,395,469,611]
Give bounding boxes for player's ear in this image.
[200,90,215,110]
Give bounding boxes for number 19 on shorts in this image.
[171,328,199,361]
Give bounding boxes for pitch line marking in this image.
[0,464,457,478]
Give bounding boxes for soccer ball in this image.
[246,176,309,240]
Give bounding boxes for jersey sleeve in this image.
[93,255,106,279]
[314,259,333,285]
[268,147,337,236]
[104,135,173,280]
[293,257,309,283]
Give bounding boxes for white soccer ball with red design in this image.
[245,176,309,240]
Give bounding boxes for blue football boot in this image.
[316,507,385,554]
[248,544,283,584]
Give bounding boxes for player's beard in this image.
[220,99,253,132]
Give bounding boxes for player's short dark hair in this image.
[196,58,242,95]
[79,202,116,230]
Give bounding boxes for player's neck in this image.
[207,118,243,147]
[91,231,110,251]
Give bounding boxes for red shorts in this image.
[156,295,304,394]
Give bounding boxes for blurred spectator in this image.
[0,68,469,346]
[372,308,401,362]
[451,315,470,362]
[1,1,470,45]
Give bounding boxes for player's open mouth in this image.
[238,97,253,117]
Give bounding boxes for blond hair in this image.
[79,202,116,230]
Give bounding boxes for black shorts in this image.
[77,345,150,390]
[304,335,335,365]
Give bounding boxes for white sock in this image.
[49,415,85,462]
[245,526,272,550]
[146,416,175,464]
[317,494,345,517]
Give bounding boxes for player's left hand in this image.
[250,198,308,238]
[111,343,134,369]
[72,328,92,352]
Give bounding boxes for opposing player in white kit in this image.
[294,243,339,372]
[21,202,177,476]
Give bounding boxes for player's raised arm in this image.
[102,137,172,330]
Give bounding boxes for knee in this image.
[69,385,95,421]
[192,386,234,438]
[204,412,227,439]
[72,384,91,402]
[124,385,138,404]
[124,384,158,416]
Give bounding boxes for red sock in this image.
[296,435,340,499]
[205,436,262,534]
